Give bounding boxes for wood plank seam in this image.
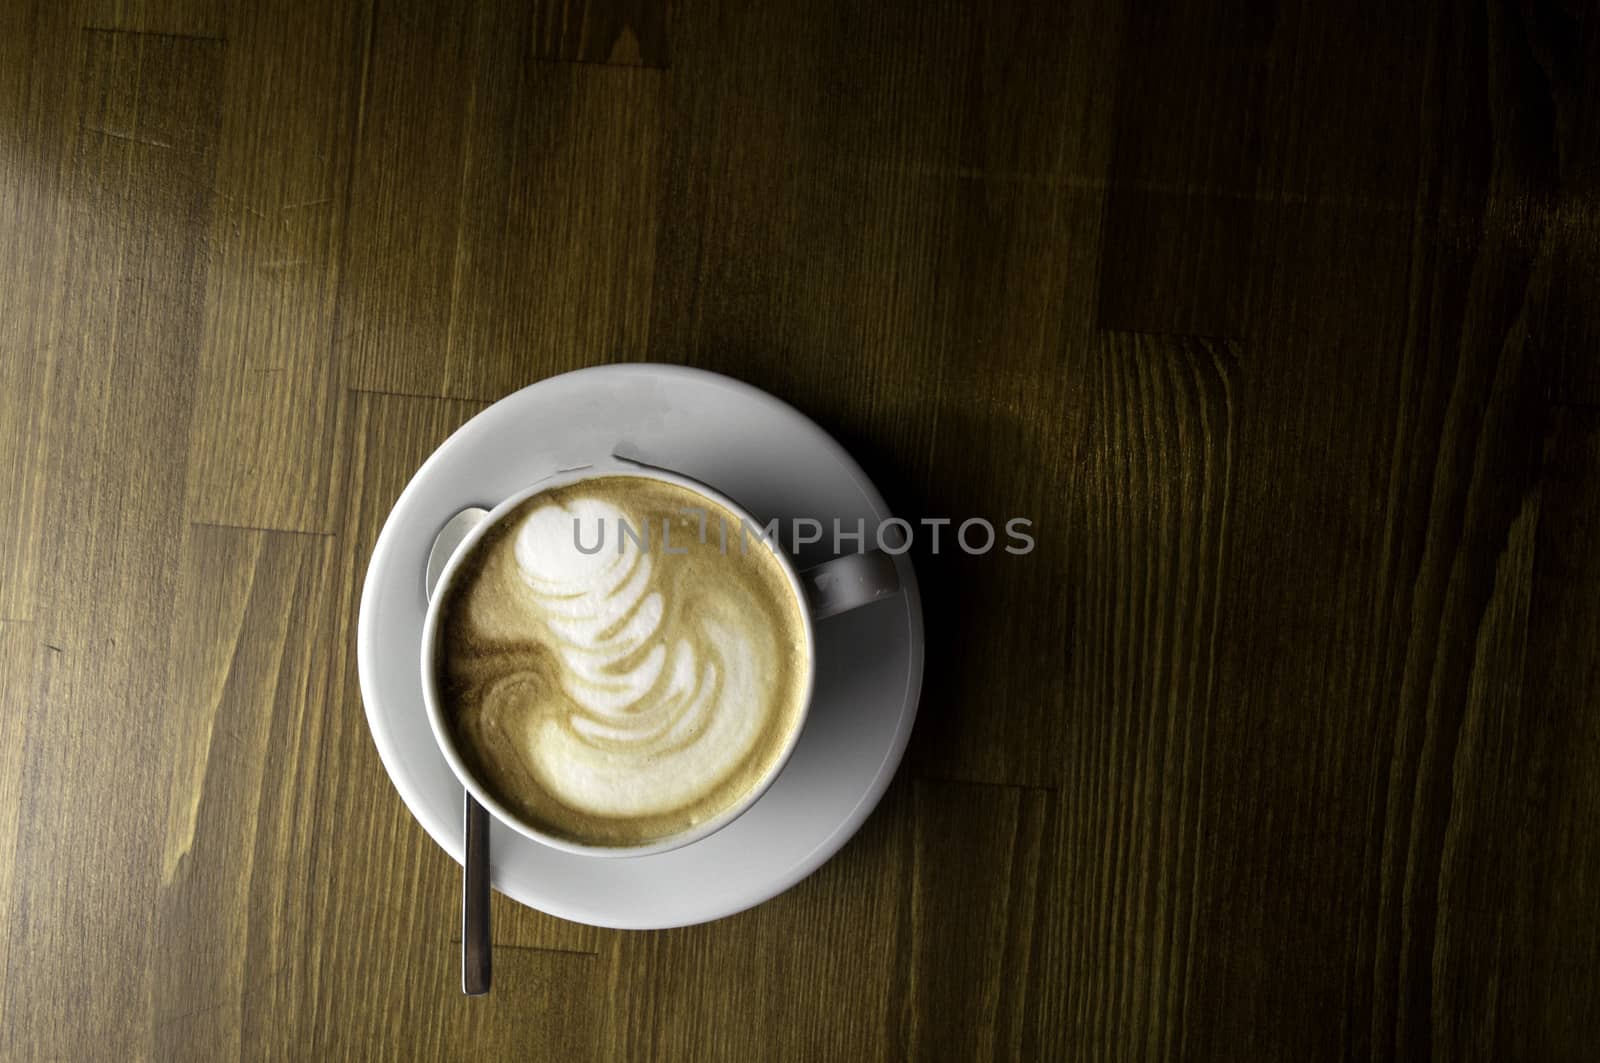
[190,521,335,538]
[524,54,668,72]
[445,941,601,958]
[348,385,507,404]
[319,0,378,484]
[81,27,227,44]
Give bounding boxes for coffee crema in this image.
[432,476,810,847]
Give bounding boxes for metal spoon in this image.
[426,506,492,996]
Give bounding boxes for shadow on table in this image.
[819,398,1073,791]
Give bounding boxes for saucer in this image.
[357,364,925,929]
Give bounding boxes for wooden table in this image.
[2,0,1597,1058]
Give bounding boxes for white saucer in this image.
[357,364,925,929]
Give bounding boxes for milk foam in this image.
[504,496,769,817]
[434,476,812,849]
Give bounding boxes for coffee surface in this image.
[433,475,810,847]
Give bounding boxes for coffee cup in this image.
[420,457,900,858]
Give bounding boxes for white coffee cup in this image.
[419,456,901,858]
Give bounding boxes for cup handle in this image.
[616,447,907,622]
[800,549,901,621]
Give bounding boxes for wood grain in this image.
[907,780,1052,1061]
[84,0,228,41]
[605,777,916,1061]
[531,0,670,68]
[0,622,37,1035]
[341,0,662,400]
[2,23,224,1059]
[1096,0,1273,339]
[1,0,1598,1058]
[153,523,335,1059]
[1036,334,1236,1060]
[182,0,369,532]
[1500,408,1600,1057]
[0,1,79,623]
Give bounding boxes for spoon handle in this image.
[462,792,492,995]
[428,506,496,997]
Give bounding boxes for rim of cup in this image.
[419,459,819,859]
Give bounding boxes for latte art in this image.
[434,476,810,847]
[510,496,773,816]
